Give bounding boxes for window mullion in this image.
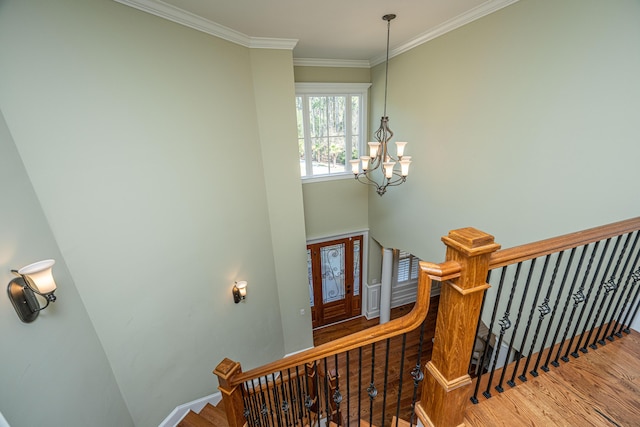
[302,95,313,177]
[345,94,352,167]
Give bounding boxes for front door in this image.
[307,235,362,328]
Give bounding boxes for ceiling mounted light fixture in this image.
[350,13,411,196]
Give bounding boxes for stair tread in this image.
[199,403,229,426]
[391,416,412,427]
[177,410,216,427]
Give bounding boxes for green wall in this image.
[0,0,310,425]
[369,0,640,261]
[0,110,134,427]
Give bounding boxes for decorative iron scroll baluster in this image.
[481,266,509,399]
[278,370,291,427]
[617,266,640,335]
[506,259,536,388]
[395,333,408,427]
[552,245,589,365]
[530,251,565,376]
[332,354,341,425]
[294,366,304,425]
[494,262,522,393]
[272,373,283,427]
[368,341,378,427]
[602,231,640,342]
[572,239,611,356]
[258,376,272,427]
[410,321,426,426]
[540,248,577,371]
[518,255,551,382]
[585,235,626,350]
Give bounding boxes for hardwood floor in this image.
[464,329,640,426]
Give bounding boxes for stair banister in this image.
[489,216,640,269]
[415,227,501,427]
[214,255,458,427]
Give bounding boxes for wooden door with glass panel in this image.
[307,235,362,328]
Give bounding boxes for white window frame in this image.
[295,83,371,182]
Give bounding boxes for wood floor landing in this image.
[464,330,640,426]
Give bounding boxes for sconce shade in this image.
[233,281,248,303]
[19,259,56,294]
[7,259,57,323]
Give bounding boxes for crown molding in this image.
[113,0,297,50]
[293,58,371,68]
[369,0,521,66]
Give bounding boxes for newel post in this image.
[214,358,246,427]
[415,228,500,427]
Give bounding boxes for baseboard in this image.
[158,391,222,427]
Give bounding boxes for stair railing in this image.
[215,227,501,427]
[469,217,640,405]
[215,218,640,427]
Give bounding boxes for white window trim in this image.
[295,82,372,182]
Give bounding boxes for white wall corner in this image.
[158,391,222,427]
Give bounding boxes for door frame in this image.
[306,230,369,327]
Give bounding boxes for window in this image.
[295,83,371,180]
[396,250,420,284]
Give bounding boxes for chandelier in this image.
[349,14,411,196]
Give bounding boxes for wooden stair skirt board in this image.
[177,403,229,427]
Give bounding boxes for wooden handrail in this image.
[489,217,640,270]
[228,260,447,386]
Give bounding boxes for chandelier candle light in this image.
[350,14,411,196]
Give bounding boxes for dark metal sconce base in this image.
[7,277,39,323]
[233,286,241,304]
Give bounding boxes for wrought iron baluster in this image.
[278,370,291,427]
[562,242,598,361]
[551,244,588,366]
[395,333,408,427]
[541,248,577,371]
[507,259,536,387]
[332,354,342,426]
[381,338,391,426]
[518,255,551,382]
[603,232,640,341]
[595,232,636,345]
[346,350,351,426]
[531,251,565,375]
[271,373,283,427]
[258,376,273,427]
[482,266,509,399]
[323,358,330,427]
[470,285,489,403]
[410,320,426,426]
[494,262,523,393]
[368,342,377,427]
[358,347,363,423]
[617,266,640,335]
[572,239,611,356]
[585,235,624,350]
[294,365,304,424]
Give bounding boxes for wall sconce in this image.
[7,259,57,323]
[233,281,247,303]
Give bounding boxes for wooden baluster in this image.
[415,228,500,427]
[214,358,247,427]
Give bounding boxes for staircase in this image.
[176,402,412,427]
[177,402,229,427]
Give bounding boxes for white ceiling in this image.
[115,0,519,66]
